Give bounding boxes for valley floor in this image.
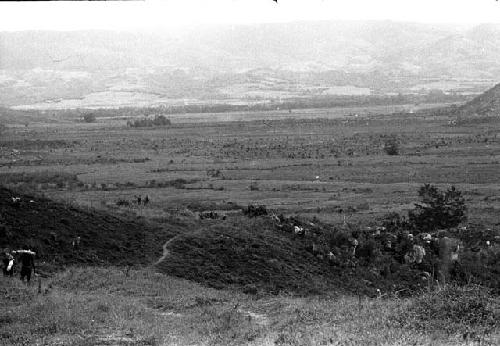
[1,267,498,346]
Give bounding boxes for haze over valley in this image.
[2,21,500,109]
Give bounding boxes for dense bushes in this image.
[82,113,96,123]
[127,115,171,128]
[243,204,268,217]
[383,136,400,155]
[409,184,467,232]
[379,184,467,233]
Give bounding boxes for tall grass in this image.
[2,267,498,345]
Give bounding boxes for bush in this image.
[116,199,130,207]
[383,136,400,155]
[127,115,171,128]
[243,204,268,217]
[82,113,96,123]
[381,212,410,232]
[409,184,467,232]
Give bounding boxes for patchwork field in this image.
[1,106,500,227]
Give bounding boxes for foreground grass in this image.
[1,267,498,346]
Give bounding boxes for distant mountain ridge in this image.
[1,21,500,108]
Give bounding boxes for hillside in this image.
[0,186,180,271]
[156,216,438,296]
[455,82,500,116]
[0,185,425,295]
[1,22,500,108]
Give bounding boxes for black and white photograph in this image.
[0,0,499,345]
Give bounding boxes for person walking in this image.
[14,247,36,284]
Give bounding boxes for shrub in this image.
[409,184,467,231]
[383,136,400,155]
[127,115,171,128]
[249,182,260,191]
[116,199,130,207]
[381,212,410,232]
[82,113,96,123]
[243,204,268,217]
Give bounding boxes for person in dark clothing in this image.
[14,248,36,284]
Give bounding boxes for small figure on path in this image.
[72,236,81,249]
[14,246,36,284]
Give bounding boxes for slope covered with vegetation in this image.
[0,186,180,271]
[456,82,500,117]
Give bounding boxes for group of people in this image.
[2,246,36,283]
[134,195,150,205]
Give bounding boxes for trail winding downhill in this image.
[154,235,180,266]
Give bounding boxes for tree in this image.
[83,113,96,123]
[409,184,467,231]
[127,115,171,128]
[383,135,400,155]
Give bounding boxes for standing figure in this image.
[2,250,14,277]
[14,247,36,284]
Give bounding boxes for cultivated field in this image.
[1,105,500,226]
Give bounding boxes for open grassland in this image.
[1,108,500,226]
[1,106,500,345]
[1,267,498,346]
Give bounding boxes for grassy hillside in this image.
[0,186,182,271]
[157,217,333,294]
[1,267,498,346]
[156,215,445,296]
[456,83,500,117]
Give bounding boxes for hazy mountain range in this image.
[1,21,500,109]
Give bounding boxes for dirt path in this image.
[154,235,180,266]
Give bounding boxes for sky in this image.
[0,0,499,31]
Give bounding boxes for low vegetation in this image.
[0,186,181,272]
[127,115,171,128]
[82,113,96,123]
[396,285,499,339]
[383,135,400,155]
[0,267,498,346]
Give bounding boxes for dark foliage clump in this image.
[127,115,171,128]
[409,184,467,232]
[82,113,96,123]
[381,212,411,233]
[243,204,268,217]
[383,135,400,155]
